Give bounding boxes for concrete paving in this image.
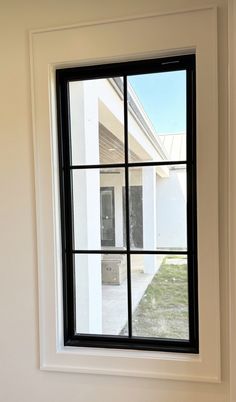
[102,255,164,335]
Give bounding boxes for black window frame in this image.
[56,54,198,354]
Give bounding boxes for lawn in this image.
[121,256,189,339]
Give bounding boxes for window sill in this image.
[41,345,218,382]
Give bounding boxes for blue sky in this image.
[128,70,186,134]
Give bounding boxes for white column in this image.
[142,166,157,274]
[70,80,102,334]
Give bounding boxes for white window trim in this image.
[30,6,220,382]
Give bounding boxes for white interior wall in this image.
[0,1,229,402]
[228,1,236,401]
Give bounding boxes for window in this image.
[56,54,198,353]
[31,7,220,380]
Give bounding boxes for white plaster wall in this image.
[0,1,229,402]
[156,169,187,249]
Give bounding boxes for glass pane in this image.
[129,165,187,251]
[130,254,189,340]
[127,71,186,162]
[75,254,128,336]
[72,168,126,250]
[69,78,125,166]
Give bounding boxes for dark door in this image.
[123,186,143,248]
[100,187,115,247]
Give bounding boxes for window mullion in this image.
[124,75,132,338]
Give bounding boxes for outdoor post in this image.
[114,181,124,247]
[142,166,157,274]
[70,80,102,334]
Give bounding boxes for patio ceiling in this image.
[99,123,141,164]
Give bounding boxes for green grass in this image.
[121,257,189,339]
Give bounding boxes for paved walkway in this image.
[102,255,164,335]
